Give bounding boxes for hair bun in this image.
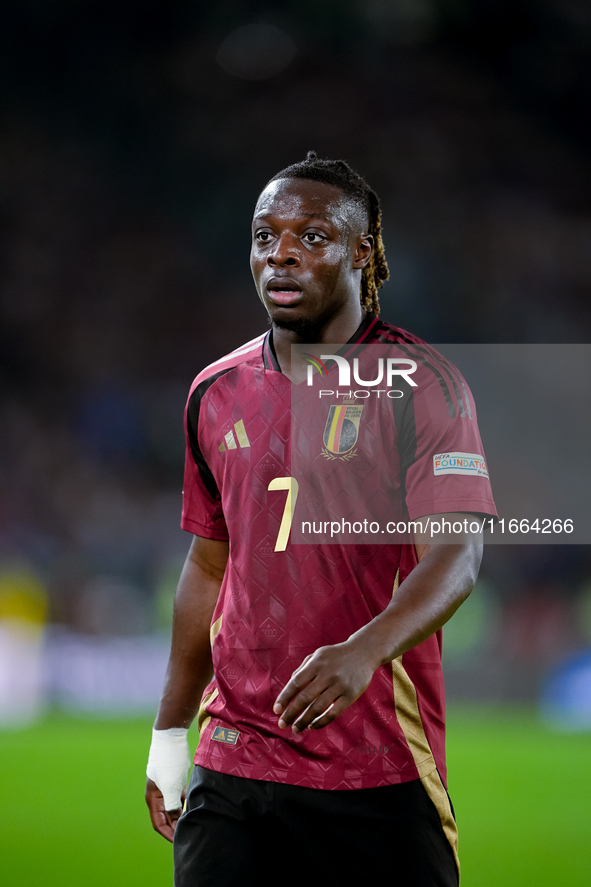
[305,150,318,163]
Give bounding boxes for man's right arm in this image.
[145,534,229,842]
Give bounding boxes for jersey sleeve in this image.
[397,356,497,521]
[180,381,229,540]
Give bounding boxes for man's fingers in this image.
[291,687,343,732]
[273,642,372,731]
[158,809,182,842]
[273,659,319,715]
[167,807,183,832]
[308,698,349,730]
[291,653,313,675]
[146,779,180,843]
[145,777,183,843]
[276,674,332,727]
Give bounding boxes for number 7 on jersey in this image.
[268,477,299,551]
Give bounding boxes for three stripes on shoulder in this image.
[219,420,250,452]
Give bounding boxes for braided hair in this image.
[268,151,389,315]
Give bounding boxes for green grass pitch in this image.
[0,706,589,886]
[446,706,591,885]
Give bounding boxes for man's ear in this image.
[353,234,373,269]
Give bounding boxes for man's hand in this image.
[145,535,228,841]
[146,726,192,842]
[145,778,184,843]
[273,531,483,734]
[273,638,377,733]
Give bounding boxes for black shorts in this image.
[174,766,459,887]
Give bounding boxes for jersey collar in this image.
[263,313,379,373]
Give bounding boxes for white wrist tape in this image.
[147,727,191,811]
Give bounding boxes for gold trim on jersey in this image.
[390,568,460,879]
[197,687,219,734]
[196,615,224,735]
[210,613,223,648]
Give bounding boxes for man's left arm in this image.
[273,514,483,733]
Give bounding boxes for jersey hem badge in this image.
[211,725,240,745]
[433,452,489,478]
[322,402,364,461]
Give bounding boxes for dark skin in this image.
[250,178,373,379]
[273,532,481,733]
[145,535,228,842]
[145,176,483,839]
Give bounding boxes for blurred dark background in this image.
[1,0,591,709]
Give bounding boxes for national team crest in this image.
[322,403,363,460]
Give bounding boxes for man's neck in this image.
[271,306,367,379]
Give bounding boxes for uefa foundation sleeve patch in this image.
[211,726,240,745]
[433,453,489,478]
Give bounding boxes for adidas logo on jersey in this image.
[211,725,240,745]
[219,420,250,452]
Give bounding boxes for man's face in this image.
[250,177,370,335]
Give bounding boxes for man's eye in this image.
[304,233,324,243]
[255,231,272,242]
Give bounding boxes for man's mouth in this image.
[267,285,303,306]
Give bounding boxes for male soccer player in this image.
[146,152,497,886]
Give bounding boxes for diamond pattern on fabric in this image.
[182,323,496,789]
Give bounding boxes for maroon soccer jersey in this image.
[181,314,496,791]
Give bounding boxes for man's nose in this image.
[267,233,300,266]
